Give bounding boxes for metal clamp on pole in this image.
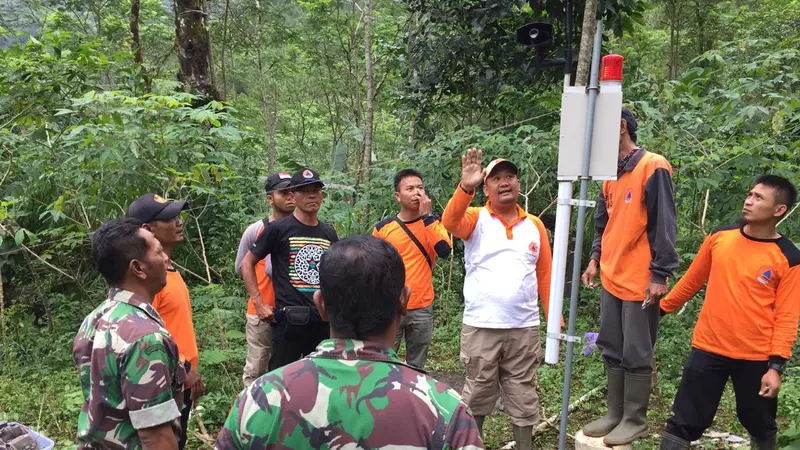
[547,332,583,344]
[557,198,596,208]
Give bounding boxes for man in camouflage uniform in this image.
[73,218,186,450]
[215,235,484,450]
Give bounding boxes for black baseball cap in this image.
[291,168,325,190]
[126,193,188,223]
[265,171,293,193]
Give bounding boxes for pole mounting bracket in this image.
[547,332,583,344]
[557,198,596,208]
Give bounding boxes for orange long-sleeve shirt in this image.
[661,225,800,361]
[372,215,452,310]
[152,269,199,369]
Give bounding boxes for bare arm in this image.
[241,251,264,305]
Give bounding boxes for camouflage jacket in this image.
[73,288,186,450]
[215,338,484,450]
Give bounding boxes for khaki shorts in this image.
[460,325,542,426]
[242,314,273,387]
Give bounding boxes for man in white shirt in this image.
[442,148,554,450]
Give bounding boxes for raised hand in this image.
[460,148,484,192]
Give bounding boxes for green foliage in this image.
[1,0,800,448]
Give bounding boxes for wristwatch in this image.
[768,361,785,375]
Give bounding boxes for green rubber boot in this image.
[474,415,485,439]
[583,366,624,437]
[512,425,532,450]
[603,371,651,446]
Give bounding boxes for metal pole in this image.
[557,18,604,450]
[545,182,573,364]
[545,0,574,366]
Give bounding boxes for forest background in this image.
[1,0,799,448]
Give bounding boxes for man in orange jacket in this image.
[127,193,204,450]
[659,176,799,450]
[372,168,451,370]
[581,108,678,445]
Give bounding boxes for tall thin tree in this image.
[130,0,150,90]
[575,0,597,86]
[361,0,374,187]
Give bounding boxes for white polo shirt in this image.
[442,187,553,329]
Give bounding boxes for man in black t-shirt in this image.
[240,168,339,370]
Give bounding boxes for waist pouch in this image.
[276,306,311,326]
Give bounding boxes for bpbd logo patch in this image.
[757,266,773,285]
[624,188,634,204]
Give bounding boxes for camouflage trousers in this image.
[243,314,273,387]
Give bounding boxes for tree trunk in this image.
[130,0,151,90]
[575,0,597,86]
[92,1,103,36]
[220,0,231,98]
[267,86,278,173]
[203,1,220,98]
[361,0,374,187]
[667,0,683,79]
[256,44,278,173]
[695,0,706,57]
[173,0,220,101]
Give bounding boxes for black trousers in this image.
[665,348,778,441]
[268,320,330,371]
[179,387,192,450]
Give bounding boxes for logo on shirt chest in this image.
[606,188,635,210]
[289,237,331,291]
[756,265,774,285]
[624,188,634,204]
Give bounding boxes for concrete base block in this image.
[574,431,634,450]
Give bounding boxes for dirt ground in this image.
[428,370,466,393]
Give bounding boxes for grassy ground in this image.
[1,283,798,449]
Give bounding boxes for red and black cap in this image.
[265,171,293,193]
[126,193,188,223]
[290,168,325,190]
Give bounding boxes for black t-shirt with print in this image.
[250,215,339,320]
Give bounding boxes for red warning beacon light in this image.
[600,54,624,83]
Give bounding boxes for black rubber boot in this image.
[751,433,777,450]
[660,432,690,449]
[583,366,624,437]
[603,371,651,445]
